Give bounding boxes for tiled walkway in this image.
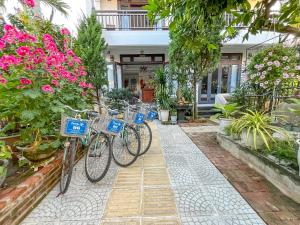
[21,123,266,225]
[158,124,265,225]
[186,130,300,225]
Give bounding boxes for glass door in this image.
[198,64,241,104]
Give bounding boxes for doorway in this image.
[198,53,242,104]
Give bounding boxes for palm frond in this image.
[0,0,5,10]
[40,0,70,17]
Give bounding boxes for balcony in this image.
[96,10,243,30]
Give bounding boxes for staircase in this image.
[197,105,220,118]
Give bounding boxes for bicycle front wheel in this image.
[60,138,76,194]
[137,122,152,156]
[112,124,141,167]
[85,133,112,183]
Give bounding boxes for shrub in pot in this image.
[0,141,12,186]
[212,103,239,132]
[230,110,290,150]
[159,98,171,122]
[170,109,177,123]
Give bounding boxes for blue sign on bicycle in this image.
[65,119,89,136]
[107,119,124,134]
[134,113,145,124]
[147,111,157,121]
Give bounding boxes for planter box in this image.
[0,149,84,225]
[217,133,300,204]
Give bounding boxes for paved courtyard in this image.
[21,123,266,225]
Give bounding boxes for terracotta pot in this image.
[0,134,20,151]
[16,136,58,162]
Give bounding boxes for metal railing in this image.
[96,10,244,30]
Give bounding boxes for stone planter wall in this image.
[217,133,300,204]
[0,150,83,225]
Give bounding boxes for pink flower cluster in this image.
[0,24,93,95]
[22,0,35,8]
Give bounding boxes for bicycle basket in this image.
[60,115,90,137]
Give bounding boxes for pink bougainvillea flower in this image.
[42,34,54,43]
[33,48,46,64]
[0,40,6,50]
[87,83,94,89]
[81,91,87,97]
[60,28,71,36]
[68,75,77,83]
[16,46,31,57]
[41,85,54,93]
[0,76,7,85]
[20,78,32,85]
[79,81,88,88]
[17,32,37,43]
[51,79,59,87]
[0,55,19,70]
[22,0,35,7]
[45,42,58,52]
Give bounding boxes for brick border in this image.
[0,149,83,225]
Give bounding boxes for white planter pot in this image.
[158,110,162,121]
[171,115,177,123]
[241,130,265,150]
[160,110,169,122]
[219,118,233,133]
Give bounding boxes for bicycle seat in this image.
[108,109,119,116]
[87,111,99,117]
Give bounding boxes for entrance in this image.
[198,53,242,104]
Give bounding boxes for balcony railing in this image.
[96,10,244,30]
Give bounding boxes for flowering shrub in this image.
[247,44,300,94]
[0,10,93,143]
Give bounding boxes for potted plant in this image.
[230,110,290,150]
[212,103,239,132]
[170,109,177,123]
[0,141,12,186]
[159,97,171,122]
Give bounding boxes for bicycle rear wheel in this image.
[112,124,140,167]
[137,122,152,156]
[60,138,76,194]
[85,133,112,183]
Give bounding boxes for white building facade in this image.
[93,0,282,105]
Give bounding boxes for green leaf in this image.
[21,110,39,121]
[23,89,42,99]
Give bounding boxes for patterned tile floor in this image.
[21,123,266,225]
[157,124,266,225]
[186,130,300,225]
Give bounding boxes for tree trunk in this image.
[192,74,197,120]
[96,89,102,114]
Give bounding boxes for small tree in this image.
[169,18,223,120]
[75,13,108,110]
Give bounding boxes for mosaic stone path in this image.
[21,153,118,225]
[157,124,266,225]
[21,122,266,225]
[21,123,181,225]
